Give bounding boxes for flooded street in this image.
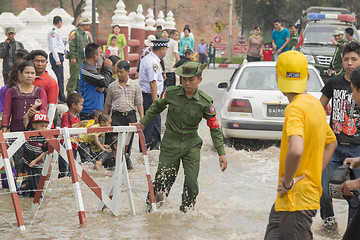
[0,69,349,239]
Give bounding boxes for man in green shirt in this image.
[67,17,91,93]
[132,61,227,212]
[328,29,347,77]
[155,25,163,39]
[288,24,298,50]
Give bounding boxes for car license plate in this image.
[267,104,286,117]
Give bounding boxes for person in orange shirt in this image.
[28,50,59,129]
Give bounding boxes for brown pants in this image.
[264,204,316,240]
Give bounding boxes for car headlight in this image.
[304,55,315,64]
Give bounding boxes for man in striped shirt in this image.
[104,61,143,169]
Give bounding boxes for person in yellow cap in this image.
[264,50,337,239]
[131,60,227,213]
[66,17,91,94]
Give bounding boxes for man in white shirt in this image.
[47,16,68,103]
[138,39,169,150]
[164,30,180,90]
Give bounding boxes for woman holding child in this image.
[106,25,127,60]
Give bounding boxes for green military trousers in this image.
[154,130,203,211]
[67,59,83,93]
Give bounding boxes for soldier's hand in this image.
[56,61,61,66]
[130,122,145,131]
[104,59,112,68]
[5,38,10,43]
[71,59,76,66]
[219,154,227,172]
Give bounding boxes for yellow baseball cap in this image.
[276,50,308,93]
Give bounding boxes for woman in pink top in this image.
[2,61,47,132]
[245,26,264,62]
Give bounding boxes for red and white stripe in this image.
[30,146,54,216]
[1,126,155,228]
[0,131,25,231]
[215,63,241,69]
[66,127,138,216]
[137,126,157,212]
[62,127,87,225]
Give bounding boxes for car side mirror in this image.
[217,82,228,89]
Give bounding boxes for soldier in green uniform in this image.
[67,17,91,93]
[132,61,227,212]
[328,29,348,77]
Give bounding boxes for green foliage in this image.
[215,57,228,64]
[232,57,244,64]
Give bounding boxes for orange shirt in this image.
[33,71,59,104]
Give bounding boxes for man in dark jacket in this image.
[0,27,24,84]
[78,43,113,120]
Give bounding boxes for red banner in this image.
[234,45,246,53]
[215,44,226,51]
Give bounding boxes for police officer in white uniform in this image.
[47,16,68,103]
[138,39,169,150]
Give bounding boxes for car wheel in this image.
[231,139,280,151]
[223,136,233,147]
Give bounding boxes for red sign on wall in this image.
[214,35,222,44]
[234,45,247,53]
[215,44,226,51]
[238,36,246,45]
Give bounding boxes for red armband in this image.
[207,116,220,130]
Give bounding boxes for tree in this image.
[70,0,86,26]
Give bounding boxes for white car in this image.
[217,61,329,141]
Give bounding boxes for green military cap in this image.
[5,27,15,34]
[174,61,207,77]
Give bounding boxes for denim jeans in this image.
[320,143,360,224]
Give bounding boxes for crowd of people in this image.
[2,11,360,239]
[0,15,228,216]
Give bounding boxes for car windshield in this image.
[235,66,322,92]
[304,25,358,45]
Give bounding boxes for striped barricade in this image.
[0,126,157,230]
